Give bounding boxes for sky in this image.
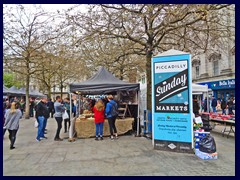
[40,4,88,13]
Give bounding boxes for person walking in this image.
[3,102,22,149]
[63,98,71,133]
[105,95,118,140]
[211,96,217,113]
[47,98,54,118]
[54,96,65,141]
[93,99,105,141]
[19,99,25,117]
[221,98,227,115]
[35,97,49,142]
[29,98,35,117]
[3,101,11,138]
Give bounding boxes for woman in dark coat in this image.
[193,98,200,116]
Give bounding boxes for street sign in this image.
[152,49,193,153]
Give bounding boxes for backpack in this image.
[110,101,118,117]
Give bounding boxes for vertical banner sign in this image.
[152,50,193,153]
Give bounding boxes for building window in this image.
[196,66,200,78]
[192,59,201,79]
[213,60,219,76]
[141,75,145,84]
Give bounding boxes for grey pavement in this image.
[3,117,235,176]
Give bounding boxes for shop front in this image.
[198,79,235,100]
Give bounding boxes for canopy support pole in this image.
[68,93,75,142]
[137,90,140,136]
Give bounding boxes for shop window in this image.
[213,60,219,76]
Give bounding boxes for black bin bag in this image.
[199,134,217,153]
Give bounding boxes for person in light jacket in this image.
[54,96,65,141]
[3,102,22,150]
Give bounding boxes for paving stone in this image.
[3,117,235,176]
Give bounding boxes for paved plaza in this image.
[3,117,235,176]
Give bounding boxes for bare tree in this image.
[3,4,65,118]
[69,4,234,110]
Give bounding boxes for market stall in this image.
[192,83,209,112]
[75,118,134,138]
[68,67,140,140]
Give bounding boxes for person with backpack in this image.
[105,95,118,140]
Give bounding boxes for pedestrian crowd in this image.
[193,95,235,117]
[3,94,119,150]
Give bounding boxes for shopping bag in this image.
[34,120,38,128]
[62,110,69,120]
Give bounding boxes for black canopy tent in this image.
[68,67,141,138]
[3,85,16,96]
[70,67,140,94]
[9,86,25,96]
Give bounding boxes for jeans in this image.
[49,108,54,118]
[108,116,117,136]
[222,109,226,115]
[8,129,18,148]
[36,116,44,140]
[212,106,217,113]
[30,107,34,117]
[228,107,234,115]
[55,117,63,139]
[95,122,104,137]
[43,118,48,134]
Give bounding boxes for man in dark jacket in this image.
[221,98,227,115]
[211,96,217,113]
[35,97,49,141]
[47,98,54,118]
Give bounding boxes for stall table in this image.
[75,118,134,138]
[210,118,235,138]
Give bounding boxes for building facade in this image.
[192,6,235,100]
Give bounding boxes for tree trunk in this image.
[25,74,30,119]
[47,85,51,99]
[146,52,152,111]
[60,82,63,99]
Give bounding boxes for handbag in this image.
[62,110,69,120]
[34,120,38,128]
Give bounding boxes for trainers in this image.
[36,138,41,142]
[40,136,48,139]
[110,136,114,141]
[95,137,99,141]
[115,135,118,139]
[100,137,103,141]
